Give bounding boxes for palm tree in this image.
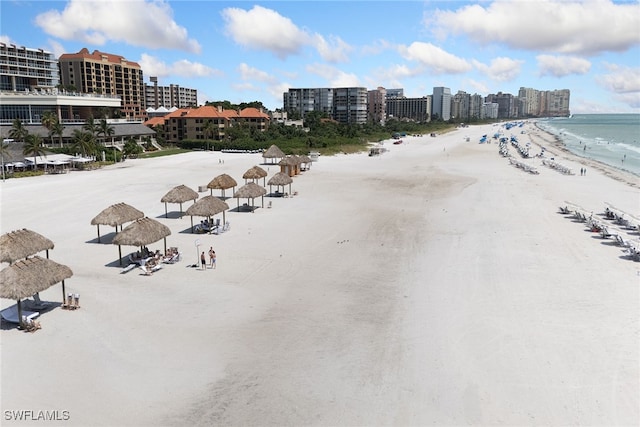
[72,129,96,157]
[97,119,115,146]
[203,119,216,151]
[8,118,29,142]
[83,116,99,138]
[152,124,166,146]
[0,140,11,181]
[23,134,45,170]
[41,111,58,146]
[51,121,65,148]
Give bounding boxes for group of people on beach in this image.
[580,167,588,176]
[200,247,216,270]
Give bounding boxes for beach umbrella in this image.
[262,144,285,164]
[234,182,267,212]
[0,256,73,327]
[242,165,268,186]
[0,228,54,263]
[91,202,144,243]
[160,184,199,218]
[184,195,230,232]
[207,173,237,198]
[112,217,171,265]
[267,171,293,196]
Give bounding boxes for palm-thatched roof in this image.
[267,172,293,186]
[262,144,285,159]
[279,155,301,166]
[0,229,54,264]
[0,256,73,300]
[91,202,144,227]
[185,196,229,217]
[161,185,199,204]
[235,182,267,198]
[207,173,237,190]
[112,217,171,247]
[243,165,268,180]
[298,154,312,164]
[160,185,199,218]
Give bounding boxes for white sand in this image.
[1,123,638,426]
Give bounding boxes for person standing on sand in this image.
[209,247,216,269]
[200,252,206,270]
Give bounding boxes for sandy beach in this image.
[1,122,638,426]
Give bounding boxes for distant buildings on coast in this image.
[1,42,571,146]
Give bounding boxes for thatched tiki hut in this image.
[234,182,267,212]
[184,196,230,232]
[0,229,54,263]
[279,155,302,177]
[0,256,73,328]
[299,154,313,171]
[262,144,285,165]
[112,217,171,265]
[267,172,293,196]
[161,184,199,218]
[207,173,237,198]
[91,202,144,243]
[242,165,268,186]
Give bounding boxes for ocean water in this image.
[535,114,640,176]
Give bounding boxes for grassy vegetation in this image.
[138,148,191,159]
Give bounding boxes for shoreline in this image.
[528,121,639,189]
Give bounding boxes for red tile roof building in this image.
[145,105,270,144]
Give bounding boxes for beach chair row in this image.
[558,204,640,261]
[542,159,573,175]
[508,157,539,174]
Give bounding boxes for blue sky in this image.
[1,0,639,113]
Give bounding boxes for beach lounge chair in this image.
[139,264,163,275]
[1,305,39,324]
[121,263,137,273]
[162,252,181,264]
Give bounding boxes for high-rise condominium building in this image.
[386,96,431,123]
[144,76,198,109]
[58,48,144,119]
[368,87,387,124]
[0,42,59,91]
[283,88,334,120]
[432,87,451,121]
[333,87,368,125]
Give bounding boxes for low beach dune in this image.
[1,122,638,426]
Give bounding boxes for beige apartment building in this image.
[58,48,145,120]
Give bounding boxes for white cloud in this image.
[221,5,352,63]
[305,63,361,88]
[0,35,16,45]
[472,57,523,82]
[598,63,640,94]
[537,55,591,77]
[34,0,200,53]
[221,5,310,59]
[238,63,277,84]
[138,54,221,79]
[465,79,490,95]
[596,64,640,109]
[312,34,353,63]
[430,0,640,55]
[398,42,472,74]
